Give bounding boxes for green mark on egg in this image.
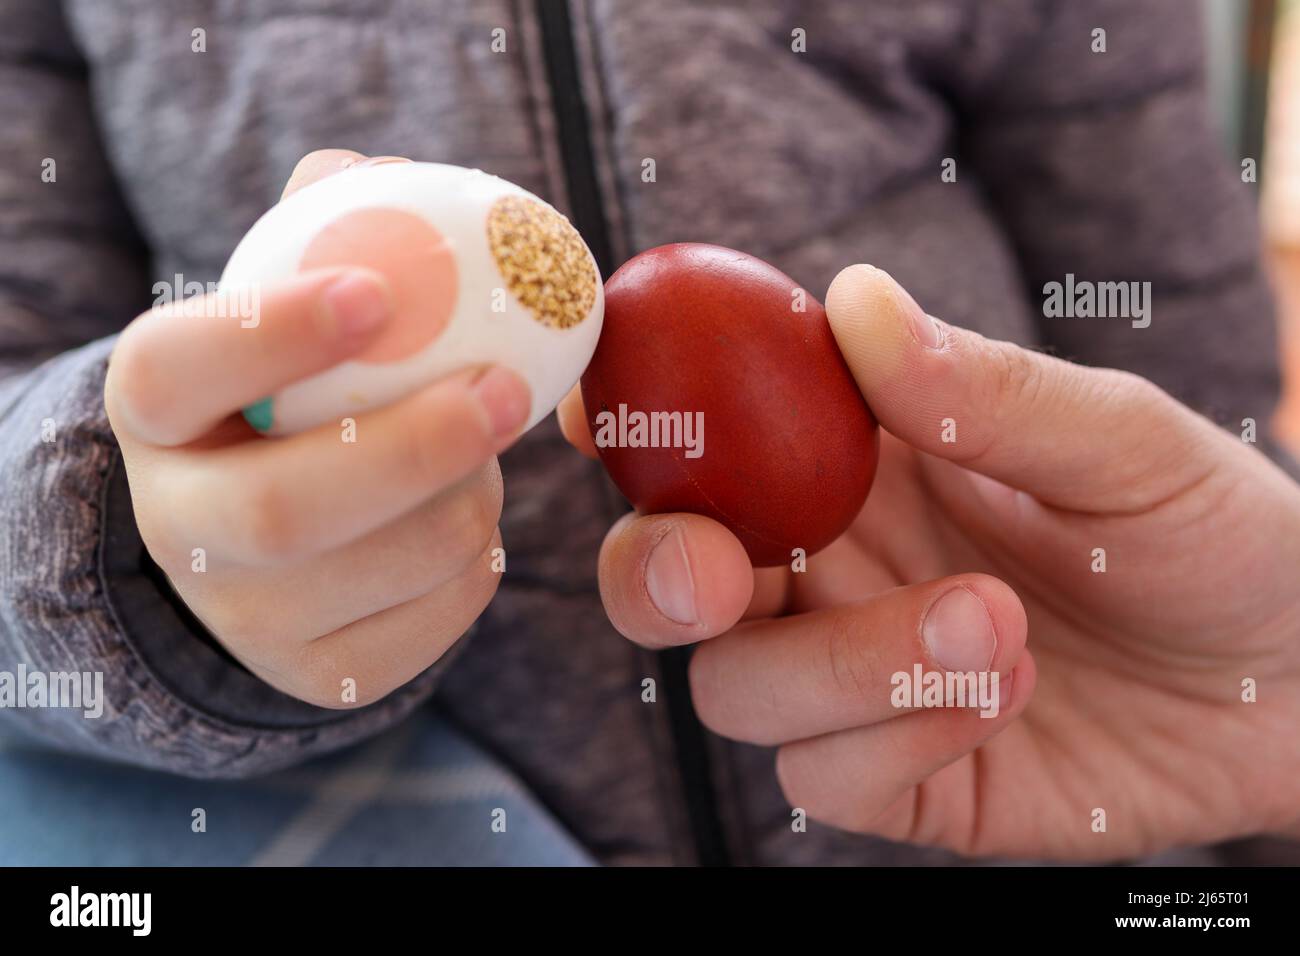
[243,397,274,432]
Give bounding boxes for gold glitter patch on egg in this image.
[487,195,598,329]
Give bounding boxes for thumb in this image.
[824,264,1218,513]
[280,150,412,201]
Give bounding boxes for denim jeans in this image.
[0,709,594,866]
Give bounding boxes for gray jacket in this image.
[0,0,1292,865]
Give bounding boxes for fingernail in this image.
[471,367,532,438]
[323,272,392,338]
[892,279,943,349]
[645,527,698,626]
[922,586,997,673]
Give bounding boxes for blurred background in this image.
[1210,0,1300,451]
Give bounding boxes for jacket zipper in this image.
[532,0,732,867]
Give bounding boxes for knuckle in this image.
[404,470,502,577]
[776,748,863,834]
[429,561,500,641]
[774,747,825,822]
[292,677,358,710]
[686,641,758,741]
[470,473,505,546]
[821,612,883,703]
[774,747,804,807]
[203,598,284,654]
[446,471,504,558]
[478,457,506,524]
[127,479,185,562]
[288,645,371,709]
[421,387,496,473]
[236,480,308,564]
[956,340,1046,464]
[206,605,261,649]
[198,589,309,651]
[106,327,165,437]
[984,341,1045,415]
[462,553,504,612]
[404,432,442,490]
[401,396,487,490]
[686,648,723,730]
[1103,367,1166,410]
[135,519,179,567]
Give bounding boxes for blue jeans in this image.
[0,709,594,866]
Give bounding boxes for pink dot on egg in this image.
[299,207,457,364]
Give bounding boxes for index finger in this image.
[108,268,393,446]
[690,573,1028,746]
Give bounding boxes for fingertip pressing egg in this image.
[220,162,604,435]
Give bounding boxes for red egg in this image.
[581,243,879,567]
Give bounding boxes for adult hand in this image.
[559,263,1300,858]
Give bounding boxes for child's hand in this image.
[559,264,1300,858]
[105,151,530,708]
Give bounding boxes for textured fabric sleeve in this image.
[0,0,443,777]
[955,0,1293,468]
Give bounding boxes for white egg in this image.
[219,161,604,435]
